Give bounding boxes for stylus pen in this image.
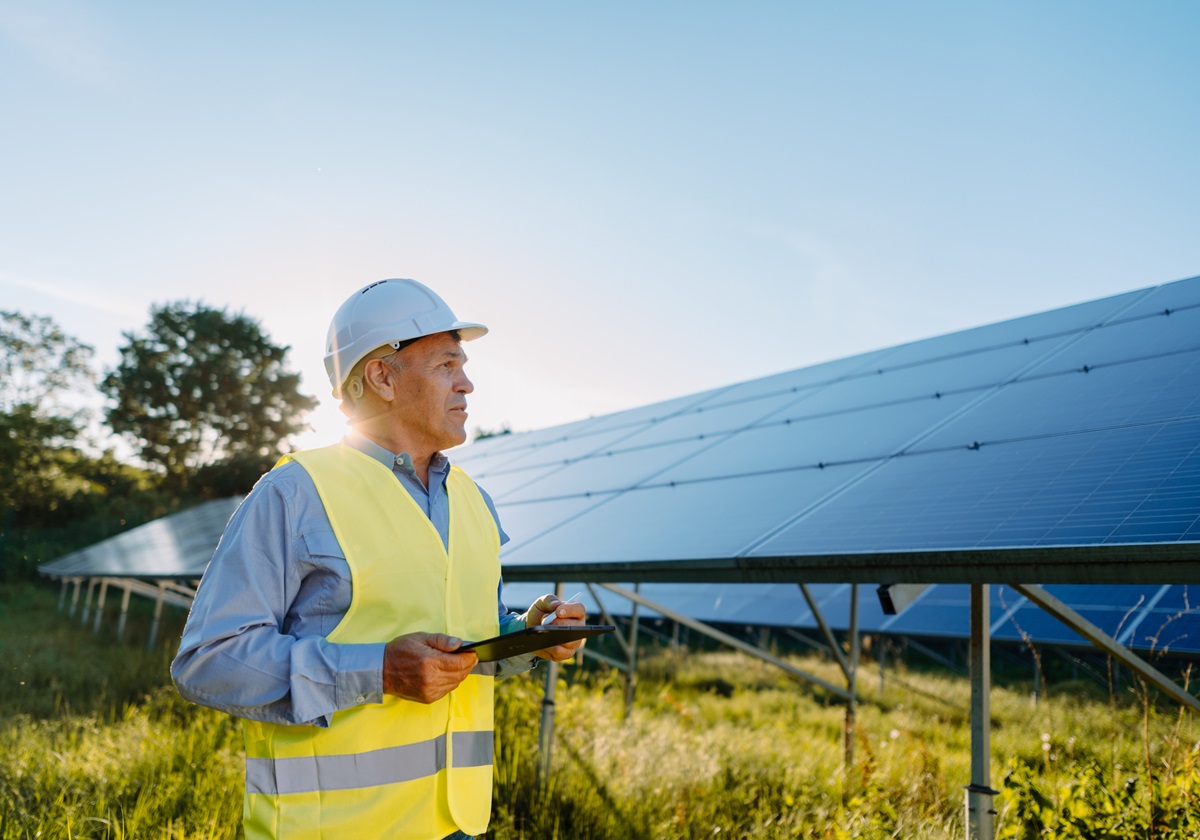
[540,591,583,625]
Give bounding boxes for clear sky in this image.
[2,1,1198,453]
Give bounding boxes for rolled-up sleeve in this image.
[171,474,384,728]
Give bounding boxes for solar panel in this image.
[500,581,1200,654]
[493,275,1200,585]
[38,497,242,579]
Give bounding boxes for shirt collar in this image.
[343,431,450,479]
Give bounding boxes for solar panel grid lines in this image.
[456,389,735,475]
[462,287,1188,475]
[497,346,899,559]
[750,417,1200,556]
[466,343,1200,507]
[471,388,732,496]
[489,413,1199,518]
[481,336,1199,525]
[460,289,1200,518]
[472,349,913,488]
[724,308,1118,559]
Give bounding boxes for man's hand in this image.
[383,632,478,703]
[524,594,588,662]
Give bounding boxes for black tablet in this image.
[457,625,615,662]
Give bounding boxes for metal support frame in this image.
[600,583,854,700]
[68,577,82,618]
[966,583,997,840]
[117,584,133,641]
[798,584,852,681]
[147,582,167,650]
[80,578,97,626]
[1012,583,1200,713]
[585,583,632,662]
[537,582,565,785]
[92,579,109,634]
[624,583,641,719]
[783,628,831,655]
[845,584,859,770]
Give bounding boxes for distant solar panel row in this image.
[500,582,1200,656]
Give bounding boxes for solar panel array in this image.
[39,275,1200,655]
[457,275,1200,584]
[499,582,1200,655]
[39,497,242,580]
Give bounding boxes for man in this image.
[172,278,585,840]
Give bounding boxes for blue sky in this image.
[2,1,1198,451]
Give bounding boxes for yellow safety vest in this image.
[242,444,501,839]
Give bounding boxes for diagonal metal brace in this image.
[799,583,852,683]
[599,583,854,701]
[1012,583,1200,713]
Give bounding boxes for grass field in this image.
[2,581,1198,839]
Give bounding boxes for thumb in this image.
[428,633,464,652]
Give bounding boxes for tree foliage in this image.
[0,311,97,523]
[101,301,318,489]
[0,309,95,415]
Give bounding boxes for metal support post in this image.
[117,585,133,642]
[147,582,166,650]
[69,578,82,618]
[965,583,997,840]
[845,584,859,770]
[57,579,68,612]
[624,583,641,720]
[878,636,887,694]
[92,579,109,634]
[81,578,97,626]
[537,582,565,786]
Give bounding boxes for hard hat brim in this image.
[449,322,488,341]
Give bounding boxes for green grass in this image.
[2,583,1198,838]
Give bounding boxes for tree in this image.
[0,311,97,523]
[101,301,319,490]
[0,310,95,416]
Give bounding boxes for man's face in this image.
[385,331,474,453]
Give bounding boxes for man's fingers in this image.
[425,633,465,652]
[551,602,586,621]
[383,632,478,701]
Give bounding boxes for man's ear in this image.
[362,358,397,402]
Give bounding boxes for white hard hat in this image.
[324,279,487,397]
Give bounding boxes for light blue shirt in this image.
[171,433,533,728]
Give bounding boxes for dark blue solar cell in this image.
[1039,585,1159,608]
[751,418,1200,556]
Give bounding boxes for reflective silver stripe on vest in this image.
[452,730,494,768]
[245,730,495,795]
